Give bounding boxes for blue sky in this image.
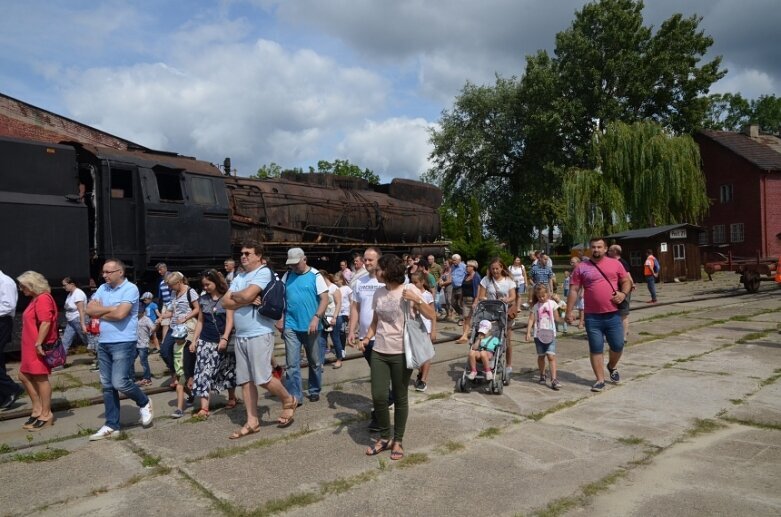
[2,0,779,181]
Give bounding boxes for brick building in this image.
[694,126,781,259]
[0,92,141,150]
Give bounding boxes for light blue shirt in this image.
[451,262,466,288]
[230,266,274,338]
[93,279,139,343]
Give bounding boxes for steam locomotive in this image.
[0,135,443,290]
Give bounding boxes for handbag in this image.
[42,338,67,369]
[590,261,630,311]
[402,299,435,369]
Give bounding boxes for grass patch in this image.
[638,331,652,336]
[425,391,451,401]
[729,399,744,405]
[720,416,781,431]
[332,383,344,391]
[0,443,12,454]
[533,495,581,517]
[179,469,240,516]
[12,447,69,463]
[759,368,781,387]
[396,452,429,469]
[736,330,771,344]
[200,426,313,461]
[115,431,129,441]
[436,440,466,454]
[377,457,388,471]
[478,427,501,439]
[76,425,97,437]
[581,469,626,497]
[91,487,109,496]
[617,436,646,446]
[685,418,726,438]
[637,310,692,323]
[528,398,583,421]
[258,492,325,515]
[71,398,94,408]
[141,454,161,468]
[320,470,378,495]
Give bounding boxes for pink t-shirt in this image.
[570,257,627,314]
[372,285,423,355]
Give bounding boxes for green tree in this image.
[254,162,283,179]
[311,159,380,185]
[564,121,709,241]
[704,93,781,134]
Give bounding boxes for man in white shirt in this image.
[0,269,21,409]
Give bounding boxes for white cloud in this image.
[59,28,390,175]
[711,67,776,99]
[336,117,436,181]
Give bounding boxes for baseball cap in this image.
[286,247,306,265]
[141,292,154,300]
[478,320,492,335]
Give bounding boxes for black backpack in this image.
[256,267,286,320]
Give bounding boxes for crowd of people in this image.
[0,237,651,456]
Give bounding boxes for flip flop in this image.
[277,396,298,428]
[365,439,391,456]
[229,423,260,440]
[225,399,241,409]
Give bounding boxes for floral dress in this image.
[193,294,236,397]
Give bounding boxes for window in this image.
[698,228,708,245]
[730,223,744,243]
[155,171,183,202]
[110,169,133,198]
[190,177,216,206]
[673,243,685,261]
[720,184,733,203]
[712,225,726,244]
[629,251,642,267]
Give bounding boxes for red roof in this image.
[697,130,781,172]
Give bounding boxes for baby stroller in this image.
[457,299,509,395]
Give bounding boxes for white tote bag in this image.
[402,300,435,369]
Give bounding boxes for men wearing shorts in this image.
[223,241,297,437]
[566,238,631,392]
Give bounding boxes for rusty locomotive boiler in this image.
[0,135,444,290]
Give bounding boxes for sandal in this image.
[229,423,260,440]
[225,398,241,409]
[277,397,298,428]
[193,409,209,419]
[390,441,404,461]
[365,439,391,456]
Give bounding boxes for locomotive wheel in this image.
[743,271,761,293]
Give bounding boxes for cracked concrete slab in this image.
[725,375,781,427]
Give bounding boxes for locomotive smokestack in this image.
[223,157,232,176]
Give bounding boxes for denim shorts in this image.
[534,338,556,356]
[516,284,526,295]
[584,312,624,354]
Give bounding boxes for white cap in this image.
[478,320,492,335]
[141,292,154,300]
[286,247,306,265]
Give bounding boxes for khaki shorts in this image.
[235,333,274,386]
[462,296,475,318]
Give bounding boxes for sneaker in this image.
[505,366,513,376]
[551,379,562,391]
[485,371,494,381]
[139,401,154,427]
[89,362,100,372]
[170,409,184,419]
[89,425,117,441]
[608,367,621,384]
[415,380,427,392]
[591,381,606,392]
[466,370,477,380]
[538,375,547,385]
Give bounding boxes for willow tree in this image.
[564,121,709,241]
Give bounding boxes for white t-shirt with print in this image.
[532,299,558,338]
[353,275,384,339]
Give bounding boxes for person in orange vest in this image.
[643,249,660,303]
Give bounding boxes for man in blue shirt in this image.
[223,241,298,438]
[450,254,466,321]
[280,248,329,403]
[86,259,153,440]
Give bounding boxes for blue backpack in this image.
[256,267,286,320]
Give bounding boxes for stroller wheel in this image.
[457,377,466,392]
[493,379,504,395]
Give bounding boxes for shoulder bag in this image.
[590,261,630,311]
[37,294,67,368]
[402,299,435,369]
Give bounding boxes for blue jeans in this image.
[284,328,322,401]
[645,275,657,301]
[62,318,88,352]
[98,341,150,430]
[320,316,346,362]
[160,331,176,374]
[584,312,625,355]
[136,347,151,380]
